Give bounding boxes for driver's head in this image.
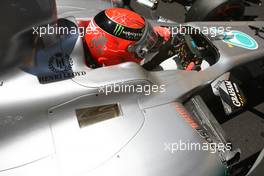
[0,0,57,73]
[84,8,162,66]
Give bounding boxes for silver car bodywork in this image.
[0,1,264,176]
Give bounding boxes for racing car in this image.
[0,0,264,176]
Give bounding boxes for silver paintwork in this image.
[1,1,264,175]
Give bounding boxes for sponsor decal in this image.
[38,53,86,84]
[174,103,214,144]
[48,53,73,73]
[224,81,245,107]
[113,24,125,36]
[113,23,143,40]
[223,30,258,50]
[122,30,143,39]
[218,80,246,115]
[38,71,86,84]
[22,21,82,84]
[173,103,232,160]
[174,103,199,129]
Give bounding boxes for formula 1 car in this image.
[117,0,262,21]
[0,0,264,176]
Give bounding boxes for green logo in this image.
[113,24,124,36]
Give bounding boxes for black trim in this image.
[94,11,144,41]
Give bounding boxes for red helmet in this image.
[84,8,162,66]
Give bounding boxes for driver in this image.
[80,8,201,70]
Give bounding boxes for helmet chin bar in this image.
[127,20,162,58]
